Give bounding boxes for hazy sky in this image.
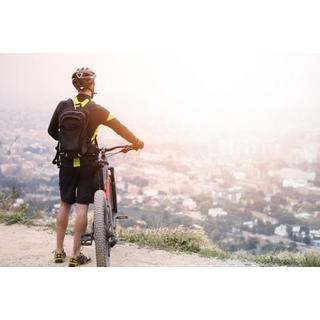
[1,53,320,137]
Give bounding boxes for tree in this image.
[277,212,297,225]
[288,242,298,252]
[303,235,311,245]
[248,237,259,250]
[253,221,275,236]
[198,199,212,215]
[10,185,19,200]
[223,200,239,214]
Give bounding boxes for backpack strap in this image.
[90,126,100,145]
[52,142,61,168]
[71,96,90,108]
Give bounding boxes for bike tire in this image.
[94,190,111,267]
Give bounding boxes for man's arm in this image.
[106,118,141,144]
[98,106,144,148]
[48,102,63,141]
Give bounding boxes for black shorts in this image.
[59,164,99,205]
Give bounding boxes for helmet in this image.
[72,67,96,91]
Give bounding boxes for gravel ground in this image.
[0,223,257,267]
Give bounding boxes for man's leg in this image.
[56,201,71,251]
[72,203,88,257]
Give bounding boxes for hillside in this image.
[0,223,256,267]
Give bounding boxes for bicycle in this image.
[81,144,134,267]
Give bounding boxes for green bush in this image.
[119,228,205,253]
[199,247,229,259]
[119,227,229,258]
[253,250,320,267]
[0,211,30,225]
[301,252,320,267]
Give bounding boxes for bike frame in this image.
[96,145,132,241]
[97,145,132,210]
[97,149,117,213]
[96,149,116,247]
[98,149,111,196]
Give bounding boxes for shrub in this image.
[253,250,320,267]
[118,227,229,258]
[119,228,205,253]
[199,247,229,259]
[0,211,30,225]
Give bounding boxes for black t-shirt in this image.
[48,94,139,166]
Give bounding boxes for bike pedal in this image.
[81,233,94,246]
[109,235,118,248]
[116,215,128,220]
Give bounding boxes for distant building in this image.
[135,220,147,227]
[136,195,144,204]
[185,211,204,221]
[282,179,308,188]
[233,171,246,180]
[232,227,240,233]
[227,190,242,203]
[274,225,288,237]
[292,226,301,236]
[242,221,255,229]
[294,212,312,220]
[182,198,197,210]
[312,240,320,248]
[310,229,320,239]
[208,207,228,218]
[251,211,278,224]
[279,168,316,181]
[212,187,242,203]
[192,224,203,230]
[0,163,18,176]
[142,189,159,197]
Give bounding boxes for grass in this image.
[2,209,320,266]
[0,210,31,226]
[119,227,229,258]
[198,247,229,259]
[0,209,55,229]
[252,251,320,267]
[119,228,203,253]
[119,227,320,266]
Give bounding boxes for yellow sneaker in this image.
[68,253,91,267]
[54,249,66,263]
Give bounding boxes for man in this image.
[48,67,144,266]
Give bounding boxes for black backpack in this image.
[58,98,90,160]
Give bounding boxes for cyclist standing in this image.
[48,68,144,266]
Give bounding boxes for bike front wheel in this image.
[93,190,111,267]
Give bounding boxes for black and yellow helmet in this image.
[72,67,96,91]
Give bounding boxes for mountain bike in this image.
[81,145,134,267]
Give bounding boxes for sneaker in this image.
[69,253,91,267]
[54,249,66,263]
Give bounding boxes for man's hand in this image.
[132,139,144,150]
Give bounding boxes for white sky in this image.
[1,53,320,136]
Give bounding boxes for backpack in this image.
[58,97,90,160]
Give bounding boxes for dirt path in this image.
[0,224,256,267]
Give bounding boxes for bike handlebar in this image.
[100,145,135,153]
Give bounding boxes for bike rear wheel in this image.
[93,190,111,267]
